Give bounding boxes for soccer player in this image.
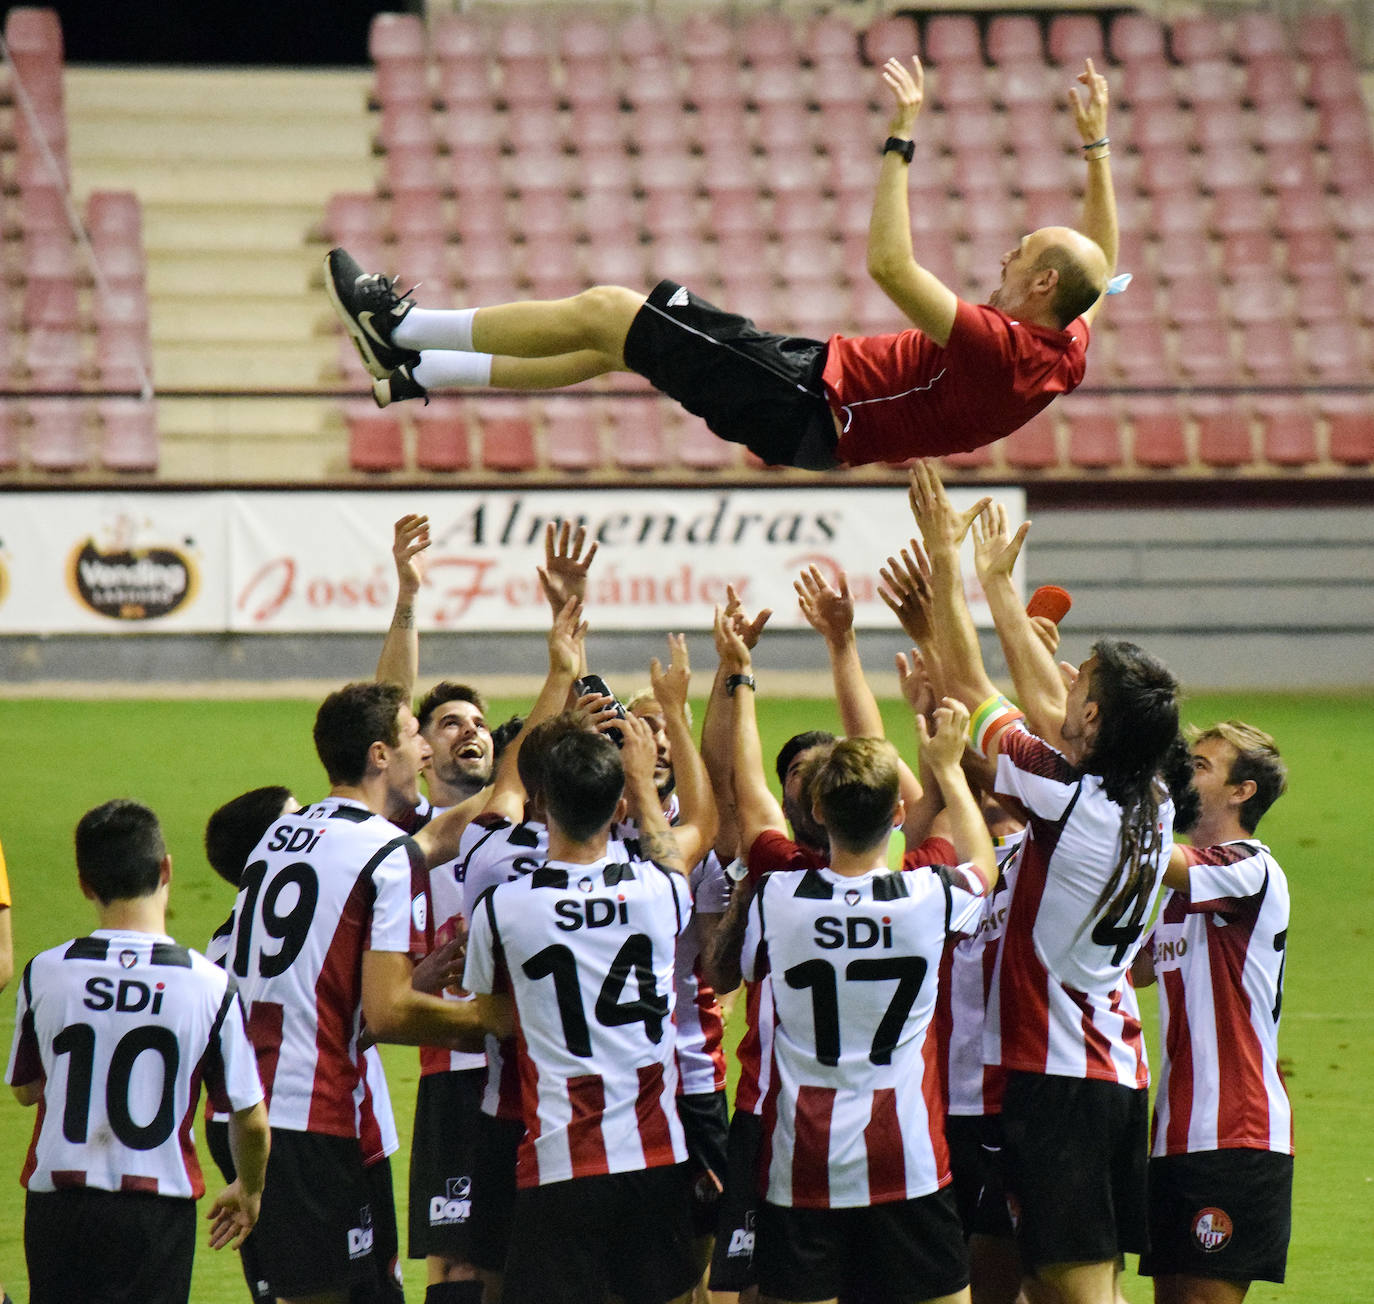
[463,714,704,1304]
[227,676,523,1304]
[887,461,1198,1304]
[1134,723,1293,1304]
[6,800,270,1304]
[325,58,1116,470]
[740,703,997,1304]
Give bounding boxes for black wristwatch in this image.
[883,135,915,164]
[726,673,756,697]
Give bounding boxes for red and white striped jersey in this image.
[743,862,987,1209]
[464,856,691,1189]
[227,796,431,1137]
[988,725,1171,1087]
[1146,841,1293,1157]
[937,833,1023,1117]
[672,852,728,1095]
[6,931,263,1198]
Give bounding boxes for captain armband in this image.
[969,693,1024,759]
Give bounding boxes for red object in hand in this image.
[1025,585,1072,624]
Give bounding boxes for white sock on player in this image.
[412,349,493,389]
[393,306,476,352]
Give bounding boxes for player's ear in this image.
[614,795,629,825]
[159,854,173,888]
[1033,265,1059,297]
[77,874,99,903]
[891,797,905,829]
[368,738,390,773]
[1230,778,1257,810]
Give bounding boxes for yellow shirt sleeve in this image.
[0,838,10,907]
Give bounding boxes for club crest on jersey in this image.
[411,894,428,932]
[844,888,861,907]
[577,876,595,893]
[1192,1207,1233,1253]
[119,950,138,968]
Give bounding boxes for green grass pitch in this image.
[0,692,1370,1302]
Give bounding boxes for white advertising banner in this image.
[0,487,1024,634]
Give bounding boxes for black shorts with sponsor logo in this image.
[709,1108,765,1292]
[755,1185,969,1304]
[676,1088,730,1236]
[467,1110,525,1273]
[502,1163,698,1304]
[946,1112,1015,1240]
[26,1187,197,1304]
[248,1128,376,1299]
[1000,1071,1150,1272]
[1139,1148,1293,1284]
[622,279,839,469]
[408,1067,484,1261]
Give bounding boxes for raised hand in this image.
[907,461,989,559]
[617,712,659,789]
[392,513,430,599]
[650,632,691,718]
[714,604,752,674]
[723,582,772,650]
[972,500,1030,586]
[547,595,587,678]
[538,520,599,615]
[916,696,972,773]
[795,565,854,645]
[1068,56,1109,145]
[895,648,937,719]
[881,55,924,136]
[878,541,936,647]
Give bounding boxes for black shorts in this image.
[359,1155,404,1304]
[467,1111,525,1273]
[677,1089,730,1235]
[622,279,839,469]
[408,1068,484,1261]
[709,1108,764,1292]
[502,1164,698,1304]
[1139,1149,1293,1285]
[1000,1071,1150,1272]
[755,1187,969,1304]
[946,1113,1015,1240]
[26,1187,196,1304]
[249,1129,376,1299]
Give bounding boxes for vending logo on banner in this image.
[228,488,1023,633]
[68,537,198,622]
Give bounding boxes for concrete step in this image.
[66,68,374,120]
[141,205,322,253]
[153,297,330,343]
[146,249,320,296]
[153,341,337,388]
[74,160,363,207]
[71,118,370,165]
[158,395,336,437]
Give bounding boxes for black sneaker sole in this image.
[324,250,402,381]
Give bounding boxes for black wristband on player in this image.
[882,136,915,164]
[726,673,757,697]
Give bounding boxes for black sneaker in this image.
[373,363,429,408]
[324,247,420,379]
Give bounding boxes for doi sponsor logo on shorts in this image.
[1191,1207,1233,1253]
[430,1175,472,1226]
[726,1211,755,1259]
[348,1207,375,1260]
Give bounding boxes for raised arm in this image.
[374,513,428,698]
[619,712,687,876]
[649,634,718,869]
[797,564,923,815]
[895,649,947,847]
[919,699,998,892]
[537,520,597,678]
[971,501,1067,748]
[1068,58,1116,326]
[867,56,959,346]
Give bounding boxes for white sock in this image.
[412,349,493,389]
[394,306,477,352]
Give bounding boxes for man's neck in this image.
[427,776,485,811]
[547,828,611,865]
[95,897,167,936]
[828,839,892,878]
[330,781,386,816]
[1189,815,1251,850]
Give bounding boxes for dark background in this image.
[2,0,420,64]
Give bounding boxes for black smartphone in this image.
[573,673,628,744]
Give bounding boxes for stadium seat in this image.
[1226,271,1291,326]
[1304,56,1364,107]
[925,15,982,65]
[741,12,799,67]
[1243,56,1302,107]
[933,61,993,112]
[1235,12,1289,61]
[1173,322,1239,385]
[27,398,90,471]
[986,16,1043,65]
[1254,395,1318,467]
[1291,267,1350,323]
[1283,227,1341,279]
[681,11,734,64]
[97,398,158,471]
[941,444,994,471]
[1182,60,1244,112]
[617,14,669,62]
[543,398,602,472]
[1237,321,1300,383]
[1321,396,1374,464]
[1254,103,1315,150]
[435,61,493,110]
[503,102,565,153]
[1165,279,1226,328]
[1170,15,1229,63]
[388,186,446,243]
[1110,14,1167,62]
[0,403,18,470]
[23,274,79,329]
[478,398,538,470]
[609,396,669,471]
[1047,14,1105,66]
[322,192,384,246]
[862,14,920,67]
[1317,100,1374,148]
[1002,409,1060,470]
[581,237,650,288]
[94,323,152,391]
[511,187,574,241]
[1195,106,1253,150]
[1132,103,1192,153]
[1104,320,1170,385]
[346,404,405,472]
[670,407,737,471]
[1190,399,1254,468]
[1154,230,1214,283]
[413,400,472,472]
[1129,397,1188,468]
[1196,142,1263,191]
[377,102,435,155]
[1063,396,1124,469]
[567,102,627,152]
[581,187,642,243]
[1302,318,1369,382]
[385,142,441,195]
[1296,11,1352,59]
[25,323,83,391]
[804,14,860,65]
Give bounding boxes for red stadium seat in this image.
[435,61,492,110]
[941,444,994,471]
[609,396,669,470]
[681,11,735,64]
[1272,186,1331,237]
[1104,320,1170,385]
[1237,321,1300,384]
[1155,231,1214,284]
[94,323,152,390]
[26,322,84,391]
[1296,12,1352,59]
[1132,103,1193,153]
[617,14,669,62]
[543,398,602,472]
[1317,100,1374,148]
[322,192,384,246]
[1165,279,1226,328]
[1226,271,1291,326]
[862,14,920,66]
[1283,228,1342,279]
[1047,14,1105,66]
[1183,60,1244,112]
[1190,399,1254,467]
[1302,318,1370,382]
[1304,56,1364,107]
[1291,267,1350,324]
[986,16,1043,65]
[1063,396,1124,469]
[621,58,684,111]
[1003,409,1060,470]
[1118,60,1175,109]
[27,398,91,471]
[346,405,405,472]
[581,237,650,287]
[1129,397,1188,468]
[1254,103,1315,150]
[1110,14,1167,63]
[1321,396,1374,464]
[925,15,983,65]
[804,14,860,65]
[97,398,158,471]
[1255,395,1318,467]
[1235,12,1289,61]
[479,398,538,470]
[670,406,737,470]
[1243,56,1302,108]
[1194,105,1252,150]
[1170,15,1229,63]
[413,400,472,472]
[741,12,800,67]
[582,187,643,243]
[1173,322,1239,385]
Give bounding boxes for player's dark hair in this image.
[812,738,900,854]
[1082,639,1199,931]
[542,729,624,842]
[517,712,589,803]
[1193,720,1288,832]
[314,681,406,786]
[775,730,837,787]
[1035,242,1103,327]
[205,786,293,887]
[75,799,167,904]
[490,714,525,769]
[416,681,487,733]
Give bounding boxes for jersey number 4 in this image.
[522,934,668,1058]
